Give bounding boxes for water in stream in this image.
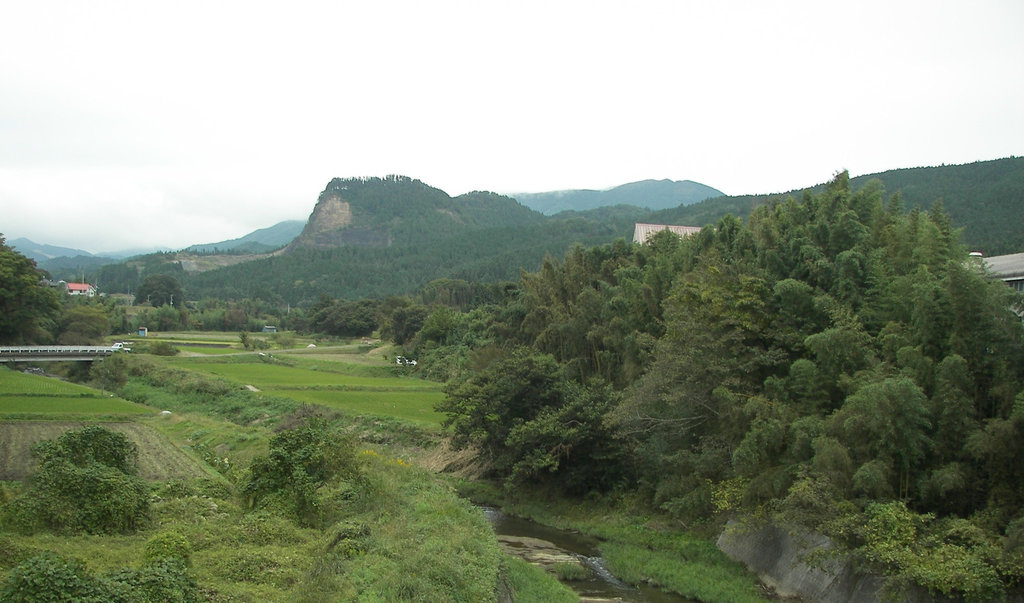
[480,507,694,602]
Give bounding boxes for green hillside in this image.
[653,157,1024,255]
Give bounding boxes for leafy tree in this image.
[384,302,429,345]
[57,303,111,344]
[310,298,379,337]
[90,352,129,393]
[135,274,183,308]
[439,347,564,473]
[0,235,62,344]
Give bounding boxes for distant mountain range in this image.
[514,179,724,215]
[187,220,305,254]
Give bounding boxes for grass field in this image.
[0,397,152,415]
[162,355,447,426]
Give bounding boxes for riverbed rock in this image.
[496,534,584,569]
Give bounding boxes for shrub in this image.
[242,418,362,527]
[144,531,192,567]
[105,559,201,603]
[146,341,179,356]
[1,552,112,602]
[3,426,150,534]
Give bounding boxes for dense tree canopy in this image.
[0,235,61,344]
[425,172,1024,599]
[135,274,184,308]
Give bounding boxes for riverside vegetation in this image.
[2,168,1024,600]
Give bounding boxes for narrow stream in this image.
[480,506,694,602]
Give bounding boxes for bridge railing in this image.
[0,346,116,362]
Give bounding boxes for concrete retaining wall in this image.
[716,522,885,602]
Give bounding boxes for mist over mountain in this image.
[9,238,94,261]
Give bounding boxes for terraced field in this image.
[0,421,213,481]
[0,368,212,481]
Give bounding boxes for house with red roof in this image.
[65,282,97,297]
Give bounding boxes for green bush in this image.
[146,341,180,356]
[105,559,201,603]
[2,552,112,602]
[144,531,192,567]
[3,426,150,534]
[242,418,362,527]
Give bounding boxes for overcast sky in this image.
[2,1,1022,254]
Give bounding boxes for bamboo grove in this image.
[422,172,1024,599]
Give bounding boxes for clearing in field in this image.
[0,420,215,481]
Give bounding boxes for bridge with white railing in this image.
[0,346,118,363]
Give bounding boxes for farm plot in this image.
[0,369,110,396]
[0,421,214,481]
[265,388,446,426]
[0,369,152,416]
[169,357,447,426]
[178,361,438,391]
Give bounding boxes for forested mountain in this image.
[184,215,627,304]
[86,158,1024,303]
[187,220,304,254]
[286,176,543,250]
[9,238,94,261]
[653,157,1024,255]
[514,178,724,215]
[420,171,1024,600]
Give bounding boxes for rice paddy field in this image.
[165,345,447,426]
[0,369,152,417]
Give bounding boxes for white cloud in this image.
[2,0,1022,252]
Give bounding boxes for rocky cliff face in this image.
[283,175,541,254]
[286,190,389,251]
